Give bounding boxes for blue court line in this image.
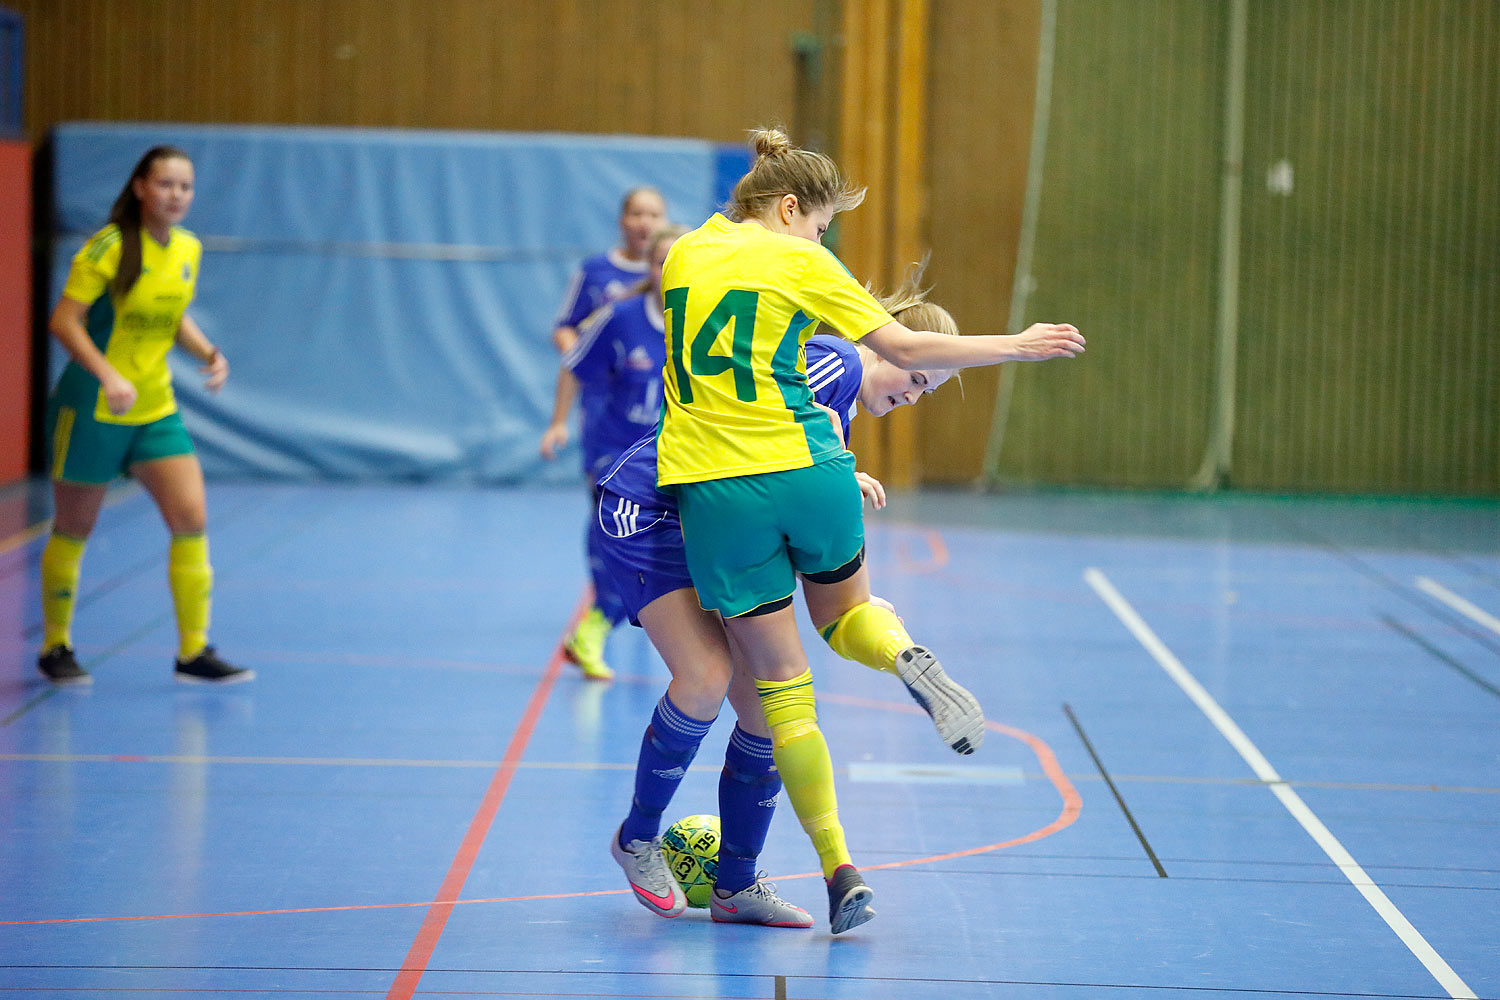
[1085,567,1478,1000]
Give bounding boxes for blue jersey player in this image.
[543,223,683,679]
[539,188,668,679]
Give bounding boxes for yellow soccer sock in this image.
[756,669,851,879]
[818,602,913,675]
[168,534,213,660]
[40,533,87,651]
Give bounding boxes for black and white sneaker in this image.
[38,646,92,686]
[174,646,255,685]
[826,864,876,934]
[895,645,985,755]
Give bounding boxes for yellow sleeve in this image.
[61,226,122,305]
[799,245,894,341]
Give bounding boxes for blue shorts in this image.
[593,489,695,627]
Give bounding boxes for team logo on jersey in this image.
[182,263,193,281]
[625,346,655,371]
[604,279,629,302]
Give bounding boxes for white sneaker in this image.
[609,826,686,917]
[896,646,985,755]
[710,876,813,928]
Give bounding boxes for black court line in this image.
[3,500,333,727]
[1261,507,1500,661]
[2,612,174,726]
[1062,702,1167,878]
[0,965,1470,999]
[14,487,272,641]
[1381,614,1500,702]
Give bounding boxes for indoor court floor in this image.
[0,479,1496,999]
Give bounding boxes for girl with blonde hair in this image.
[599,272,982,931]
[653,127,1084,932]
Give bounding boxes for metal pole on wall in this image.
[1189,0,1248,491]
[981,0,1055,486]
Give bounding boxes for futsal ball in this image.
[660,814,720,908]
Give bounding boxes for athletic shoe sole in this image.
[710,884,814,927]
[895,646,985,755]
[174,669,256,685]
[37,666,92,687]
[827,867,876,935]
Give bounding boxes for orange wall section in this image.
[0,140,30,486]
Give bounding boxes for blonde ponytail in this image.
[729,127,866,222]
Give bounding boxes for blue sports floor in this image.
[1,480,1496,999]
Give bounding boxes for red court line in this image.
[894,527,949,575]
[385,590,591,1000]
[3,701,1079,930]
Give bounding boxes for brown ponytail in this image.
[108,145,191,298]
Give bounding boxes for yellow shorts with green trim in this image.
[676,451,864,618]
[46,401,194,484]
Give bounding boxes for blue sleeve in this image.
[554,263,590,329]
[806,335,862,443]
[555,255,608,329]
[564,304,617,384]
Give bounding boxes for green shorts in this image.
[676,450,865,618]
[46,401,195,484]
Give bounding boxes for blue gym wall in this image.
[46,123,746,483]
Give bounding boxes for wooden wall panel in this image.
[920,0,1040,484]
[10,1,820,144]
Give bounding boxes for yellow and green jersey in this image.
[656,214,892,486]
[55,223,203,425]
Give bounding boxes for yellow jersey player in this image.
[658,127,1085,932]
[39,145,251,686]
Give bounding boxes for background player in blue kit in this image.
[539,187,669,679]
[541,223,685,679]
[599,273,997,929]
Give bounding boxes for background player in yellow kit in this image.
[657,127,1085,932]
[38,145,251,686]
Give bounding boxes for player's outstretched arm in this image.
[860,319,1084,372]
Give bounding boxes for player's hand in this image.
[855,471,886,510]
[201,349,229,392]
[101,372,137,415]
[539,422,569,459]
[1010,323,1085,361]
[869,594,903,625]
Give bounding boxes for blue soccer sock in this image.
[715,725,782,895]
[619,694,715,847]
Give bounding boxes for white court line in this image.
[1416,576,1500,637]
[1083,567,1476,1000]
